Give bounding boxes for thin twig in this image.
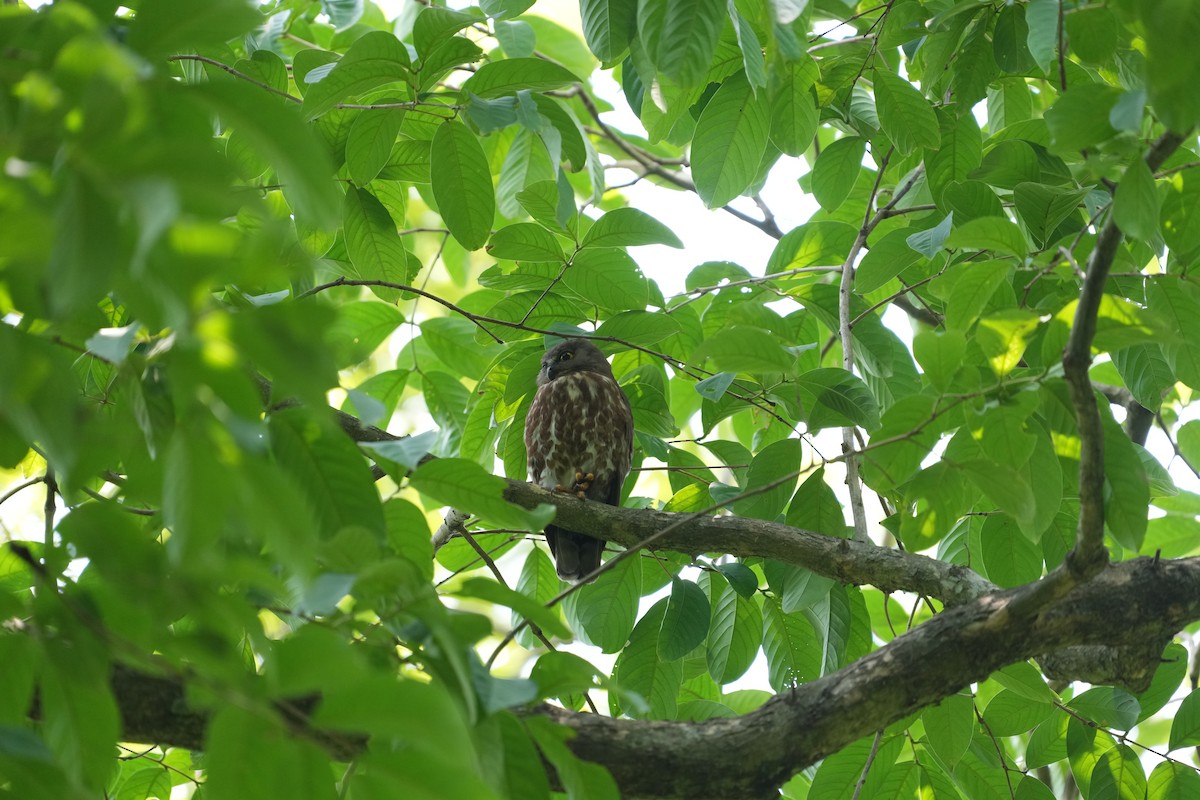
[839,149,894,543]
[167,55,302,103]
[0,476,44,508]
[850,730,884,800]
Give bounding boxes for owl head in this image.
[538,338,615,385]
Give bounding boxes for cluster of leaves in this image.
[2,0,1200,798]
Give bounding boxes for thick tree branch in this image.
[501,480,993,606]
[519,557,1193,798]
[1061,131,1186,579]
[111,557,1199,799]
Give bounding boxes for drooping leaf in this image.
[431,121,496,250]
[692,71,771,208]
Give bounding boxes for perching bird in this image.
[524,338,633,581]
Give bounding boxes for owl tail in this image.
[544,526,603,582]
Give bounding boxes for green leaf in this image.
[342,186,410,301]
[40,641,119,791]
[205,706,335,800]
[302,32,410,121]
[926,111,983,203]
[812,136,866,212]
[694,326,796,373]
[762,596,820,690]
[487,223,567,262]
[269,408,386,539]
[1066,7,1119,64]
[1148,761,1200,799]
[1170,689,1200,750]
[1025,0,1058,70]
[694,372,735,401]
[977,512,1041,587]
[1027,713,1069,769]
[378,138,433,182]
[729,0,767,92]
[413,6,476,55]
[715,562,759,597]
[128,0,263,58]
[945,217,1028,258]
[1103,410,1150,551]
[189,79,340,227]
[795,368,881,432]
[461,58,581,98]
[326,301,404,368]
[525,717,620,800]
[347,107,405,186]
[770,58,819,157]
[943,259,1011,331]
[572,555,641,653]
[921,695,979,767]
[692,71,771,208]
[873,68,940,155]
[653,0,725,88]
[976,310,1040,377]
[984,690,1053,736]
[563,249,649,311]
[1044,84,1121,155]
[913,329,966,391]
[612,598,683,718]
[943,179,1006,222]
[923,694,975,768]
[857,228,922,293]
[1013,182,1089,247]
[580,0,638,62]
[595,310,680,345]
[994,662,1056,704]
[767,220,858,273]
[733,438,802,521]
[431,121,496,250]
[659,578,711,660]
[906,212,954,258]
[1114,159,1162,243]
[971,139,1040,190]
[1138,0,1200,132]
[511,546,562,648]
[992,4,1034,73]
[410,457,553,532]
[1136,643,1188,722]
[786,467,849,538]
[582,207,683,248]
[861,395,941,493]
[1070,686,1141,731]
[706,574,762,683]
[457,577,570,639]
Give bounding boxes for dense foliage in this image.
[3,0,1200,797]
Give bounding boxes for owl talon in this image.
[570,471,594,495]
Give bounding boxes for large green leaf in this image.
[431,121,496,250]
[342,186,410,300]
[691,71,771,208]
[811,136,866,212]
[302,31,411,121]
[1137,0,1200,132]
[652,0,725,88]
[581,207,683,248]
[461,58,581,98]
[580,0,638,62]
[705,573,763,684]
[873,68,940,155]
[409,457,553,532]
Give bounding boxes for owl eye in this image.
[558,351,574,362]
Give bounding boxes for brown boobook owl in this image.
[524,339,633,581]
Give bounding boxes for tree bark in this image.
[111,556,1199,799]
